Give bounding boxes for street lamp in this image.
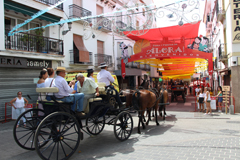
[62,22,72,35]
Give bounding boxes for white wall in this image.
[225,3,233,54]
[0,0,4,50]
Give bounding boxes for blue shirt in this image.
[74,81,78,93]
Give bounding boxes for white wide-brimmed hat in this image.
[98,62,108,68]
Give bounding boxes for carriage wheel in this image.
[34,112,81,160]
[109,96,117,107]
[13,109,46,150]
[114,111,133,141]
[86,115,105,135]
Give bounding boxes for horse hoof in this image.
[138,131,141,134]
[157,123,159,126]
[146,123,149,126]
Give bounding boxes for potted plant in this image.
[20,34,34,50]
[35,28,45,52]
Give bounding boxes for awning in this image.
[73,34,89,62]
[124,21,200,41]
[4,1,61,23]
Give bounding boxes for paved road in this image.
[0,111,240,160]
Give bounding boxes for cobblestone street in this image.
[1,108,240,160]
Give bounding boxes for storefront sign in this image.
[232,0,240,43]
[0,56,52,69]
[27,59,52,69]
[0,56,27,68]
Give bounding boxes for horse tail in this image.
[132,90,141,110]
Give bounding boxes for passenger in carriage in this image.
[97,62,123,108]
[53,67,85,116]
[75,73,99,112]
[87,68,95,81]
[45,68,55,101]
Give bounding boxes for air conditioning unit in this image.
[51,41,59,51]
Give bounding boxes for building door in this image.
[97,40,104,65]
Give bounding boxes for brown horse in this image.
[132,89,160,134]
[158,85,169,120]
[120,89,135,108]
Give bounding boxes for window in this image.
[17,19,28,32]
[97,40,104,54]
[136,20,139,30]
[30,23,40,35]
[142,8,145,16]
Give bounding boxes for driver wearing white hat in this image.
[97,62,123,108]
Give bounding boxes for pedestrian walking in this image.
[195,85,200,96]
[198,88,205,112]
[10,91,28,128]
[216,86,223,113]
[204,87,212,115]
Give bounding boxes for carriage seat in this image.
[36,87,65,103]
[97,82,116,95]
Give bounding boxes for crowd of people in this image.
[12,62,123,125]
[196,85,224,115]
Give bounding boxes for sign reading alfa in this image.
[232,0,240,43]
[0,56,52,69]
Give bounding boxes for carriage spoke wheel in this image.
[34,112,80,160]
[114,111,133,141]
[86,115,105,135]
[109,96,116,106]
[13,109,46,150]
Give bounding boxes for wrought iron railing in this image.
[116,21,127,29]
[97,17,112,31]
[69,49,92,65]
[36,0,63,10]
[95,54,113,67]
[5,29,63,55]
[69,4,92,23]
[117,57,150,70]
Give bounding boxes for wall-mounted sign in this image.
[0,56,27,68]
[27,59,52,69]
[0,56,52,69]
[232,0,240,43]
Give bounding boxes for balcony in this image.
[117,57,150,71]
[216,1,226,23]
[116,21,127,29]
[69,4,92,24]
[36,0,63,10]
[95,54,113,67]
[218,43,227,62]
[69,50,93,65]
[96,17,112,32]
[5,29,63,55]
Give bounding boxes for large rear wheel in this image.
[34,112,81,160]
[114,111,133,141]
[13,109,46,150]
[86,115,105,135]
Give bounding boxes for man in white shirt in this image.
[76,73,99,111]
[97,62,122,107]
[53,67,85,116]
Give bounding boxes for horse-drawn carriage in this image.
[13,83,133,160]
[171,85,186,103]
[13,82,170,160]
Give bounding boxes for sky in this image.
[152,0,206,36]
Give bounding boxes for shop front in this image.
[0,56,52,120]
